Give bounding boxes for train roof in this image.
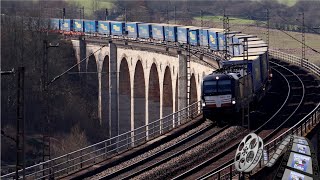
[149,23,165,25]
[228,55,260,61]
[234,34,257,38]
[198,27,211,30]
[207,28,224,32]
[164,24,181,27]
[203,73,234,81]
[126,21,142,23]
[226,31,241,35]
[138,22,153,25]
[108,21,125,23]
[178,26,197,29]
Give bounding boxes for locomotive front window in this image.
[203,81,217,94]
[217,80,231,93]
[203,80,232,95]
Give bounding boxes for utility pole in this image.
[42,40,59,178]
[200,10,204,56]
[200,10,203,28]
[105,8,108,21]
[16,67,25,180]
[266,9,269,52]
[242,37,250,129]
[188,43,191,106]
[174,6,176,24]
[42,40,50,165]
[1,68,25,179]
[82,7,85,19]
[187,30,198,108]
[63,8,65,20]
[301,11,306,67]
[2,68,26,179]
[125,8,127,23]
[223,10,230,60]
[166,9,169,24]
[165,8,169,51]
[266,9,270,63]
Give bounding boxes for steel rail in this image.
[117,126,230,180]
[264,61,305,141]
[172,62,293,180]
[94,123,224,179]
[199,51,320,180]
[196,60,305,180]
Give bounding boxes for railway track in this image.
[75,58,318,180]
[100,125,229,180]
[169,59,319,180]
[80,119,224,179]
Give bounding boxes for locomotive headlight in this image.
[202,102,206,107]
[232,100,236,105]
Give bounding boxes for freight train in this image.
[48,18,244,55]
[48,17,270,124]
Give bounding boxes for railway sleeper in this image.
[305,94,320,102]
[300,103,317,110]
[303,101,318,106]
[305,83,320,87]
[289,84,304,88]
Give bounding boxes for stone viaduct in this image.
[71,38,215,139]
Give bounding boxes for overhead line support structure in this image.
[266,9,269,53]
[1,68,26,180]
[42,40,50,171]
[242,37,250,129]
[42,40,59,178]
[300,12,306,67]
[187,43,191,108]
[174,6,176,24]
[16,67,26,180]
[223,12,230,60]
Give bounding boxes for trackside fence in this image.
[205,49,320,180]
[1,101,201,179]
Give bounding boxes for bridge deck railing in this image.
[207,49,320,179]
[1,102,201,179]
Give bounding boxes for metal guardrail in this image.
[205,49,320,180]
[269,50,320,77]
[2,101,201,179]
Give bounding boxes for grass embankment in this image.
[194,15,262,25]
[66,0,114,17]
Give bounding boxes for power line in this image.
[274,25,320,54]
[276,13,320,35]
[234,13,320,55]
[49,45,106,85]
[1,129,16,142]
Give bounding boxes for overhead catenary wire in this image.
[274,26,320,54]
[49,45,106,85]
[275,13,320,35]
[231,13,320,55]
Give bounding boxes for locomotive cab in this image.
[202,73,237,119]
